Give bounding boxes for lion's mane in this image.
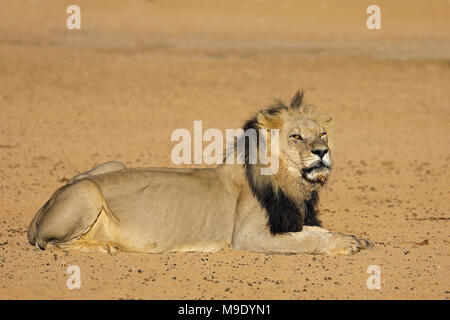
[235,91,331,234]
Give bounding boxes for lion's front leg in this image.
[288,226,373,255]
[234,226,373,255]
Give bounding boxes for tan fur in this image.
[27,92,372,255]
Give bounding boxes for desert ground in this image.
[0,0,449,299]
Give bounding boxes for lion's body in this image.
[27,92,372,255]
[29,165,241,253]
[79,166,239,253]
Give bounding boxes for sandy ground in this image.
[0,0,449,300]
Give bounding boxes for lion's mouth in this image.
[302,162,330,174]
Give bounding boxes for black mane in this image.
[245,166,321,234]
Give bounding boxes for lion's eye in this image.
[290,134,303,141]
[319,132,327,138]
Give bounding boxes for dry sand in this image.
[0,0,449,299]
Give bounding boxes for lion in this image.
[27,91,372,255]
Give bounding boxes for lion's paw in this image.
[357,237,374,249]
[100,242,122,254]
[326,233,373,255]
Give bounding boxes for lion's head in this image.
[244,91,332,184]
[240,91,332,234]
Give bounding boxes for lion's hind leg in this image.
[27,179,107,250]
[52,240,122,254]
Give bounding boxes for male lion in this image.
[27,91,372,255]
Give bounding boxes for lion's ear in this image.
[322,116,332,125]
[289,91,304,109]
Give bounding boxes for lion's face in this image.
[280,118,331,183]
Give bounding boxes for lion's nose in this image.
[311,148,328,158]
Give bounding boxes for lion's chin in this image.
[302,166,330,184]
